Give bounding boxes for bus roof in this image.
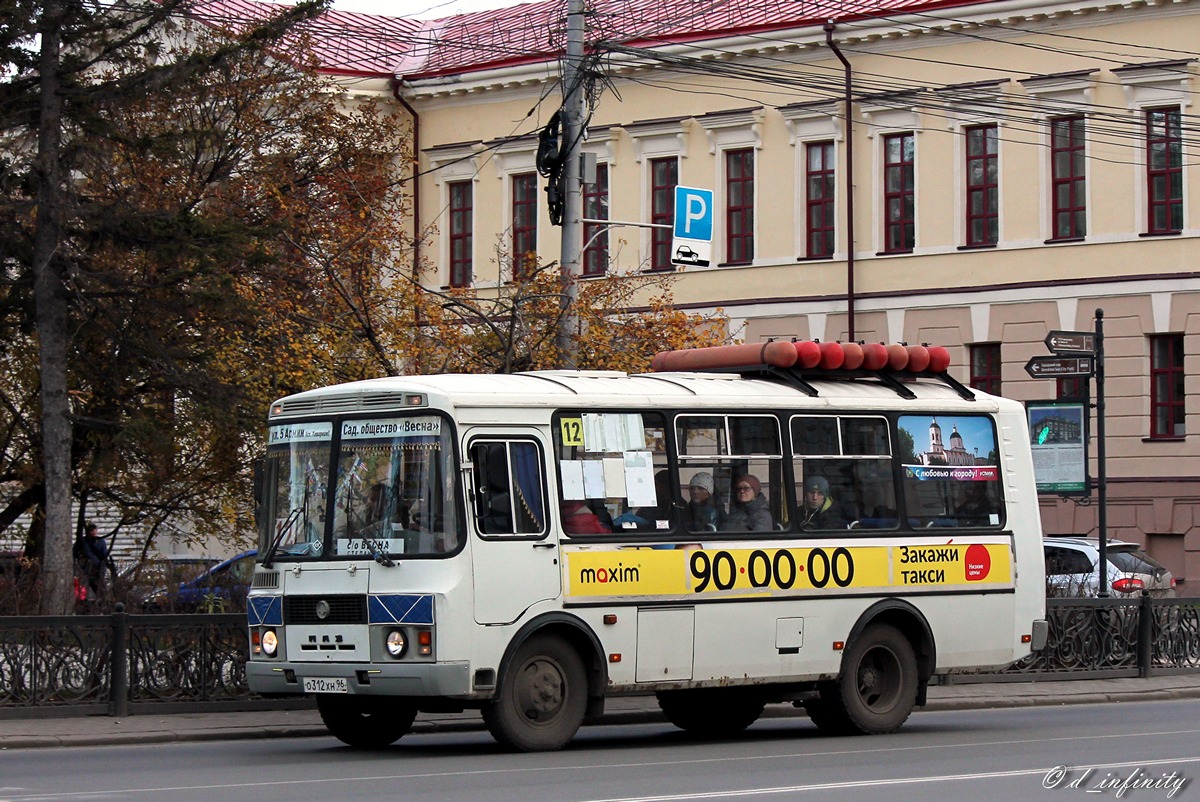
[270,370,1011,418]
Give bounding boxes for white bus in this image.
[246,345,1047,751]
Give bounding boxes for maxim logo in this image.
[578,563,640,585]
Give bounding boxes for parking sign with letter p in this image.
[672,186,713,267]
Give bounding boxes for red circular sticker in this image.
[965,544,991,581]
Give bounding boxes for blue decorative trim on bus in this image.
[369,594,434,625]
[247,595,283,626]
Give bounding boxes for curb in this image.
[5,685,1199,750]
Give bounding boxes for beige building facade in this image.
[311,0,1199,587]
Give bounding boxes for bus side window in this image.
[474,444,513,534]
[472,441,546,536]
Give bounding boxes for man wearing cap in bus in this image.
[799,475,848,530]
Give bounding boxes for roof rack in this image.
[651,341,977,401]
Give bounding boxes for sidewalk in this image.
[3,674,1198,749]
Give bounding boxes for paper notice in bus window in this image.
[560,460,586,500]
[623,414,645,450]
[603,458,626,497]
[603,416,625,453]
[583,414,605,453]
[624,451,656,507]
[583,460,606,498]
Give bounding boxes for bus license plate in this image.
[302,677,347,694]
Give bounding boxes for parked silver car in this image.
[1043,537,1176,597]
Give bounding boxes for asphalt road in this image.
[1,700,1198,802]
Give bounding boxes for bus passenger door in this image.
[467,433,561,625]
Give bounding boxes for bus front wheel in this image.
[317,695,418,748]
[484,635,587,752]
[808,623,917,736]
[657,689,765,738]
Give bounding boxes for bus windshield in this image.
[260,414,461,560]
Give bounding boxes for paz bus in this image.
[246,341,1048,751]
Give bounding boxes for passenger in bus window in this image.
[799,475,848,530]
[685,471,724,532]
[616,469,675,529]
[954,482,995,526]
[722,474,773,531]
[561,500,612,534]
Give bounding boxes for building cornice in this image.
[394,0,1195,102]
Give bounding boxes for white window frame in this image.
[491,138,540,283]
[1019,72,1095,243]
[428,144,481,288]
[936,82,1007,248]
[781,102,841,259]
[1114,63,1192,235]
[860,94,922,255]
[627,118,689,270]
[698,109,762,268]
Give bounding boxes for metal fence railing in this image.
[2,596,1197,717]
[0,607,309,718]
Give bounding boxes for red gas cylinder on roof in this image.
[840,342,865,370]
[861,343,889,371]
[651,341,797,372]
[906,344,931,373]
[927,345,951,373]
[794,340,821,369]
[817,341,845,370]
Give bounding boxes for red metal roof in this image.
[190,0,1002,79]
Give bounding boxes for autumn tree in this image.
[421,256,728,375]
[0,0,429,612]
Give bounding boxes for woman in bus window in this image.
[722,474,773,531]
[685,471,724,532]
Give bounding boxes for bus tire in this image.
[657,689,765,738]
[483,635,587,752]
[815,623,917,736]
[316,695,418,748]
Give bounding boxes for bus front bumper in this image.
[246,660,473,698]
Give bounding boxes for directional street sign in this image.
[1045,330,1096,355]
[1025,355,1094,378]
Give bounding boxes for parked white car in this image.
[1043,537,1176,598]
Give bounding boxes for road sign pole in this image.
[1095,308,1107,597]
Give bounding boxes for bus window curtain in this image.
[512,443,545,530]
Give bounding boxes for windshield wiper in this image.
[262,506,302,569]
[363,536,396,567]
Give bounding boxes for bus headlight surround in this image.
[262,629,278,657]
[386,629,408,658]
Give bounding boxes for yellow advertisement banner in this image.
[564,542,1012,599]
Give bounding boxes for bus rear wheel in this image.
[317,695,418,748]
[808,623,917,736]
[657,689,765,738]
[484,635,587,752]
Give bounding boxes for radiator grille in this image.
[252,571,279,589]
[283,595,368,625]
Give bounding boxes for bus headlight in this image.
[262,629,278,657]
[386,629,408,658]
